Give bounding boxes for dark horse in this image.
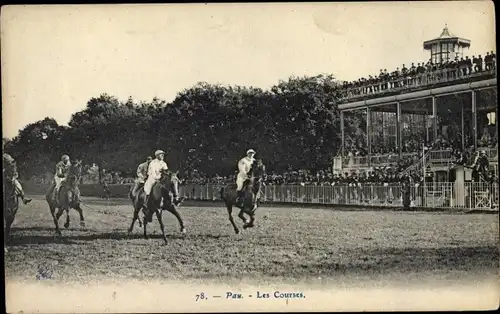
[45,160,85,236]
[220,159,266,234]
[128,169,185,244]
[4,172,19,250]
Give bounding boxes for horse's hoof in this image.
[181,228,187,234]
[234,229,240,234]
[243,224,248,230]
[64,222,70,229]
[80,221,86,228]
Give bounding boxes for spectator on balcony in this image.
[448,57,458,79]
[407,63,416,85]
[392,67,401,88]
[465,56,473,74]
[401,64,409,85]
[485,51,496,71]
[473,55,483,72]
[458,57,467,76]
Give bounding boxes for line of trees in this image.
[5,74,355,180]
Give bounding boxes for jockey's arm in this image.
[56,164,66,177]
[136,165,144,179]
[470,155,479,168]
[237,159,246,173]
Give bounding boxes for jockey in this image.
[143,150,168,211]
[54,154,71,197]
[2,152,32,205]
[133,156,152,194]
[235,149,256,206]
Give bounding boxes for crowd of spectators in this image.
[340,51,496,99]
[26,143,494,193]
[178,167,422,187]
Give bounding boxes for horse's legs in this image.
[238,209,248,224]
[155,209,168,245]
[50,205,62,236]
[64,208,71,229]
[4,212,15,246]
[143,220,149,240]
[73,203,86,228]
[55,206,64,220]
[227,205,239,234]
[164,204,186,234]
[245,212,256,229]
[128,203,141,234]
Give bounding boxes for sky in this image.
[1,2,496,138]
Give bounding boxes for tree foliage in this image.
[6,75,346,179]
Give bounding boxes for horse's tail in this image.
[128,185,133,200]
[220,186,225,201]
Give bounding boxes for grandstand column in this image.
[471,90,477,150]
[396,102,402,157]
[432,96,437,140]
[366,107,371,166]
[461,98,465,151]
[454,164,466,206]
[340,111,345,158]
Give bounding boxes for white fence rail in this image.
[179,182,499,210]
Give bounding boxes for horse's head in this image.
[158,169,180,198]
[247,159,266,195]
[67,159,83,185]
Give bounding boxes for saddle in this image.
[52,182,79,206]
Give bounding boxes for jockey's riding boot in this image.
[236,190,244,206]
[18,192,32,205]
[172,195,181,206]
[143,194,150,210]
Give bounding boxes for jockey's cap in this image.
[246,149,256,155]
[480,150,486,154]
[155,150,165,157]
[61,155,70,161]
[146,156,152,161]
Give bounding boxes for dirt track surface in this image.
[4,196,499,287]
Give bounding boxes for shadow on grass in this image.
[300,246,500,275]
[6,227,232,246]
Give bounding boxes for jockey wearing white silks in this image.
[54,155,71,193]
[235,149,256,205]
[236,149,256,191]
[143,150,168,207]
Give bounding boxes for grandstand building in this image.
[334,26,497,185]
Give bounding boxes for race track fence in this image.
[24,181,498,211]
[177,182,498,210]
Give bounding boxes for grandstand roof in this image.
[423,25,471,50]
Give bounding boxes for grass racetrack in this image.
[4,195,500,312]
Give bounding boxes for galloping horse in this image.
[45,160,85,236]
[128,169,185,244]
[4,171,19,248]
[220,159,266,234]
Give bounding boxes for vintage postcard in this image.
[2,2,498,313]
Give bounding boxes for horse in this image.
[4,172,20,250]
[220,159,266,234]
[45,160,85,236]
[128,169,185,244]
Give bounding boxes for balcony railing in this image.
[339,65,496,102]
[339,149,464,171]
